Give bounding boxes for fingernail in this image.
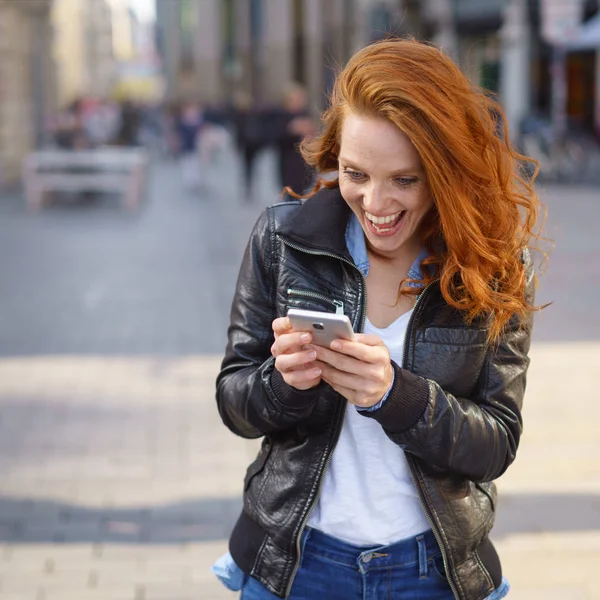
[312,368,322,377]
[331,341,341,350]
[308,351,317,360]
[301,333,311,343]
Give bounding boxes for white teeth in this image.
[365,211,403,225]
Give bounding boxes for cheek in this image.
[408,191,433,215]
[339,181,359,206]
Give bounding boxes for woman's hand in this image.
[271,317,322,391]
[311,335,393,408]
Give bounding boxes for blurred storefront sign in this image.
[112,62,165,102]
[566,13,600,51]
[540,0,585,45]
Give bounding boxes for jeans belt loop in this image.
[416,534,428,579]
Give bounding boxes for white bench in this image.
[22,148,150,212]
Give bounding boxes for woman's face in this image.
[338,112,433,260]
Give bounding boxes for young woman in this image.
[213,39,544,600]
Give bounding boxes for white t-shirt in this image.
[307,309,430,546]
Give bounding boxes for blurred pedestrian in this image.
[137,102,167,155]
[213,39,546,600]
[198,104,232,167]
[49,99,87,149]
[115,100,141,147]
[82,97,120,147]
[274,83,317,196]
[175,101,205,194]
[231,92,270,201]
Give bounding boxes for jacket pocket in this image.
[412,327,488,398]
[421,326,488,346]
[286,288,345,315]
[244,438,273,492]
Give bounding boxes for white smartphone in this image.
[287,308,355,347]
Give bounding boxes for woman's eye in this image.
[396,178,417,187]
[343,170,365,182]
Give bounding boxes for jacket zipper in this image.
[281,240,461,599]
[281,240,367,331]
[286,402,345,596]
[406,457,460,599]
[281,238,367,597]
[287,288,345,314]
[402,281,461,600]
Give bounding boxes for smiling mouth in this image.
[364,210,407,234]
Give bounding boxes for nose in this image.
[362,182,390,214]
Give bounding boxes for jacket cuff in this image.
[360,361,430,431]
[356,370,395,412]
[270,368,324,409]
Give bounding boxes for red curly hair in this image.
[300,38,545,343]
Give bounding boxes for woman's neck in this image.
[366,241,421,275]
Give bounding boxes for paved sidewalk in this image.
[0,354,241,600]
[494,342,600,600]
[0,155,598,599]
[0,343,598,599]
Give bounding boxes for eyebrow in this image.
[338,157,422,174]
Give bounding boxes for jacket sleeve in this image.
[361,256,535,483]
[215,209,323,439]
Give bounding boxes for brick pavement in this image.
[0,152,598,599]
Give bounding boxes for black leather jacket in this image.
[216,187,534,600]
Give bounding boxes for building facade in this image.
[418,0,600,139]
[107,0,136,62]
[0,0,55,188]
[156,0,371,110]
[155,0,597,132]
[52,0,115,108]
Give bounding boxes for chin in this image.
[366,234,404,255]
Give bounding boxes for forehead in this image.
[339,112,422,169]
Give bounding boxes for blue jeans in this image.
[241,527,457,600]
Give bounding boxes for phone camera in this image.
[312,323,325,331]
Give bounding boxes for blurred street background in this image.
[0,0,599,599]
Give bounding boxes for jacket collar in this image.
[276,186,429,284]
[276,186,353,260]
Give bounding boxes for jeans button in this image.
[363,553,373,563]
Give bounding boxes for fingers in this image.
[271,331,312,357]
[269,321,390,397]
[319,362,376,394]
[320,363,391,409]
[313,345,374,378]
[354,334,388,347]
[272,317,292,339]
[276,354,323,391]
[281,365,323,390]
[275,347,317,373]
[314,342,388,375]
[314,334,393,407]
[271,318,322,390]
[328,335,386,363]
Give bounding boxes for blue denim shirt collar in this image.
[345,213,427,285]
